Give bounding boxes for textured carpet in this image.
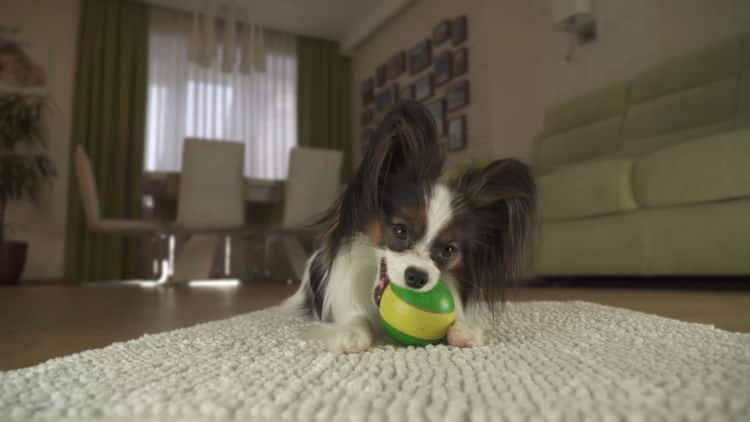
[1,301,749,422]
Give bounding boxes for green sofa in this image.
[534,34,750,276]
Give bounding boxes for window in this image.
[144,7,297,180]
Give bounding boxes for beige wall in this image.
[350,0,750,169]
[1,0,81,280]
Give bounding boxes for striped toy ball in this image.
[379,280,455,346]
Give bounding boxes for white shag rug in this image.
[1,301,749,422]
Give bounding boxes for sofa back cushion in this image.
[538,158,637,221]
[535,117,623,173]
[535,81,628,171]
[630,37,742,104]
[542,81,629,135]
[622,78,739,152]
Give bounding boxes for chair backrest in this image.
[282,147,343,228]
[177,138,245,229]
[75,145,101,227]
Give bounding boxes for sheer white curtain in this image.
[145,6,297,180]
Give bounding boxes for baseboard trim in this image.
[527,276,750,290]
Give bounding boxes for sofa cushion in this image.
[633,129,750,207]
[542,81,629,136]
[535,117,623,172]
[539,158,637,221]
[641,199,750,274]
[621,120,736,156]
[631,37,742,104]
[623,78,738,143]
[537,213,645,275]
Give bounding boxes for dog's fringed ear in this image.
[360,100,445,206]
[452,159,537,311]
[322,101,444,251]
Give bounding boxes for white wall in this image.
[350,0,750,169]
[0,0,81,280]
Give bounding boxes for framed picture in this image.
[412,74,434,102]
[447,116,467,151]
[434,51,452,86]
[0,36,48,90]
[446,80,470,111]
[432,20,451,45]
[386,51,406,79]
[452,47,468,77]
[398,84,413,102]
[452,15,468,45]
[409,39,432,75]
[375,83,399,113]
[361,78,374,106]
[426,99,446,134]
[376,63,387,87]
[361,108,374,126]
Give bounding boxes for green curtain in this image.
[296,36,352,181]
[64,0,148,281]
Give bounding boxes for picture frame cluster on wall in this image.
[361,14,470,152]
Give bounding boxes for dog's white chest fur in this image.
[321,235,381,327]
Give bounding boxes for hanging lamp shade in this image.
[222,5,237,72]
[188,8,202,62]
[201,0,217,66]
[254,24,266,73]
[239,22,253,74]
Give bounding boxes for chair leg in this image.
[155,234,176,286]
[150,235,160,278]
[263,235,272,278]
[168,234,176,278]
[224,235,232,277]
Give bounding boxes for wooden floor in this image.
[1,282,749,371]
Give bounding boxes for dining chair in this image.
[261,147,343,281]
[75,145,169,284]
[168,138,246,283]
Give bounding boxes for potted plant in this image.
[0,91,56,284]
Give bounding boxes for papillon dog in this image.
[285,101,536,354]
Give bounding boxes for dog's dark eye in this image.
[440,244,458,259]
[392,223,408,240]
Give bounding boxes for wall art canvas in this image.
[434,51,452,86]
[409,39,432,75]
[432,20,451,45]
[426,99,445,134]
[413,74,434,102]
[447,115,466,151]
[452,47,468,77]
[452,16,468,45]
[446,79,470,111]
[386,51,406,79]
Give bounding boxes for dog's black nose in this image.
[404,267,428,289]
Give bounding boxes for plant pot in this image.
[0,241,27,285]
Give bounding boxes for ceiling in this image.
[145,0,388,44]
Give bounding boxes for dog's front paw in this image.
[329,323,373,354]
[447,320,484,348]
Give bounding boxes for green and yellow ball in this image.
[379,280,455,346]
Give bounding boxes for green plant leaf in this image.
[0,93,56,208]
